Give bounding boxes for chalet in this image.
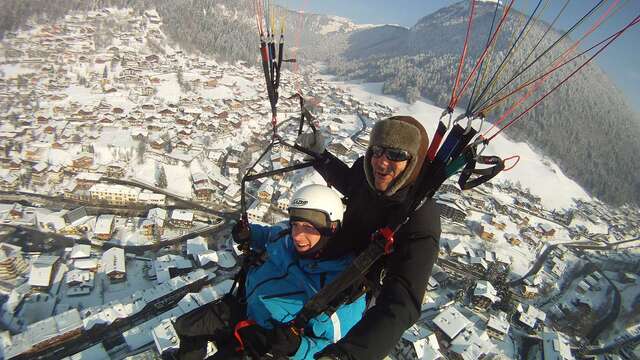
[102,247,126,282]
[522,285,539,299]
[536,223,556,238]
[247,200,269,222]
[276,191,290,211]
[257,179,275,202]
[72,152,94,169]
[479,224,497,242]
[490,215,508,230]
[193,182,214,201]
[504,233,521,246]
[486,311,510,341]
[516,303,547,331]
[436,201,466,223]
[0,173,20,191]
[170,209,194,228]
[150,138,166,150]
[94,215,115,240]
[76,172,102,189]
[31,162,49,185]
[176,138,192,151]
[432,306,472,341]
[0,243,29,280]
[9,203,24,219]
[472,280,500,310]
[29,255,60,291]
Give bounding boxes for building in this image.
[102,247,126,282]
[247,200,269,222]
[490,215,508,230]
[193,182,215,201]
[0,309,83,359]
[170,209,194,228]
[0,173,19,191]
[527,329,575,360]
[0,243,29,280]
[89,183,141,206]
[138,191,166,206]
[536,223,556,238]
[28,255,60,291]
[63,206,88,225]
[257,179,275,202]
[479,224,497,241]
[94,214,116,240]
[522,285,539,299]
[152,318,181,356]
[432,306,472,341]
[276,190,290,211]
[486,311,510,340]
[70,244,91,259]
[72,152,94,169]
[65,269,95,296]
[472,280,500,310]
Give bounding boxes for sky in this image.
[281,0,640,112]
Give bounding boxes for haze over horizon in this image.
[284,0,640,112]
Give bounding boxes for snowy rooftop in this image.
[171,209,194,222]
[28,255,59,288]
[102,247,126,275]
[152,318,180,355]
[94,214,115,234]
[542,330,574,360]
[70,244,91,259]
[432,306,471,340]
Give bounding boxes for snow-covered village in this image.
[0,6,639,360]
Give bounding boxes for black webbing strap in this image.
[458,152,505,190]
[291,229,392,329]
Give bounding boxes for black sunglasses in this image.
[369,146,411,162]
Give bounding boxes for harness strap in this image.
[458,153,505,190]
[234,319,257,352]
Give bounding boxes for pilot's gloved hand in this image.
[231,220,251,245]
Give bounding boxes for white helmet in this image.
[288,184,344,233]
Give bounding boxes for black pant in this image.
[173,294,246,360]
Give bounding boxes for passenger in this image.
[297,116,442,360]
[173,184,366,360]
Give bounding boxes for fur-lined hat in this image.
[364,116,429,196]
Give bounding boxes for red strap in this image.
[234,320,257,352]
[427,121,447,161]
[378,227,395,255]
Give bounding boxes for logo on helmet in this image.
[292,198,308,206]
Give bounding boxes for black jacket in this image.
[314,152,441,360]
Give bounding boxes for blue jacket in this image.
[244,223,366,360]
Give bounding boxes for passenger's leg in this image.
[174,295,245,359]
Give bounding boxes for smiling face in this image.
[370,153,408,192]
[291,221,321,253]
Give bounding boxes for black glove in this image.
[236,323,301,357]
[232,220,251,245]
[268,323,302,356]
[236,323,270,357]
